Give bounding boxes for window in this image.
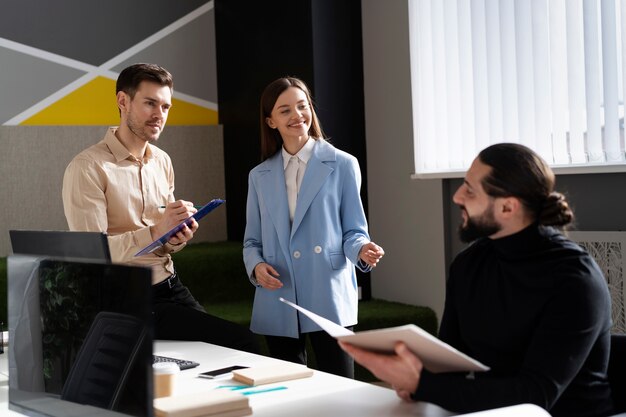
[409,0,626,178]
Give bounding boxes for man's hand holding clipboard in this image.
[135,199,225,256]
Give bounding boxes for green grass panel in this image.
[356,299,438,336]
[171,241,256,305]
[204,301,253,327]
[204,299,438,336]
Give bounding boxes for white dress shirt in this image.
[282,138,315,222]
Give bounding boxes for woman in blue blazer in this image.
[243,77,384,378]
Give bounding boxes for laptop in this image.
[8,229,198,372]
[8,255,153,416]
[9,230,111,262]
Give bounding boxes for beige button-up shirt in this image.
[62,127,183,284]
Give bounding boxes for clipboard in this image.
[135,199,225,257]
[279,297,490,373]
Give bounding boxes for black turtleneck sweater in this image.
[414,225,614,417]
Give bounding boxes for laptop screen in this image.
[9,230,111,262]
[7,255,153,417]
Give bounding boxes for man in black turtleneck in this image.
[340,144,614,417]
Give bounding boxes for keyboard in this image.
[153,354,199,370]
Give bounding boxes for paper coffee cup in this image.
[153,362,180,398]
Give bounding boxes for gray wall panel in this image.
[0,0,210,66]
[0,48,86,123]
[114,10,218,103]
[361,0,447,319]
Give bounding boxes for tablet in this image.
[279,297,489,373]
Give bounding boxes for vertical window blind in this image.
[409,0,626,177]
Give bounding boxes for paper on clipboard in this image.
[135,199,225,257]
[279,297,490,373]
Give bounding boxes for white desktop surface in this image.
[0,348,21,416]
[153,340,453,417]
[0,341,552,417]
[0,340,451,417]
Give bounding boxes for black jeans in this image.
[152,275,260,354]
[265,328,354,378]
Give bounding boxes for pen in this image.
[158,205,204,209]
[240,386,288,396]
[216,385,252,391]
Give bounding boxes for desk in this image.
[0,340,451,417]
[0,341,548,417]
[0,349,21,416]
[154,340,452,417]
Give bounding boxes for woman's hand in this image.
[359,242,385,267]
[253,263,283,290]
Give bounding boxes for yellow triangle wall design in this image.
[21,77,218,126]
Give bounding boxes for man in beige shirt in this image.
[62,63,258,353]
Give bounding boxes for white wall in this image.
[361,0,447,321]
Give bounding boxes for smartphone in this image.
[198,365,249,379]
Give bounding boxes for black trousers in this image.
[152,275,260,354]
[265,328,354,378]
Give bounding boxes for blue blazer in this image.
[243,139,371,337]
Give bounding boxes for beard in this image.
[126,113,162,143]
[458,203,502,243]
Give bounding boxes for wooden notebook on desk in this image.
[153,390,251,417]
[232,363,313,386]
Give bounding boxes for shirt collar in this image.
[104,127,153,163]
[282,138,315,169]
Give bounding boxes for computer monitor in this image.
[8,255,153,417]
[9,230,111,262]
